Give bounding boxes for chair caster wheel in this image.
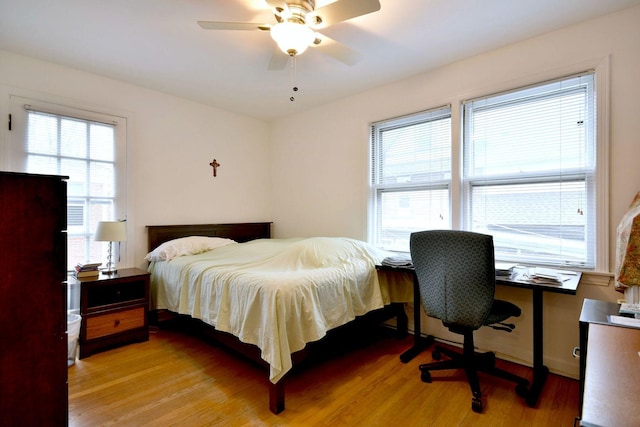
[421,371,432,383]
[432,350,441,360]
[472,397,483,413]
[525,394,537,408]
[515,382,529,398]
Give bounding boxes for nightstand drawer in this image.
[86,307,145,339]
[87,281,146,309]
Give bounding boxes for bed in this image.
[146,222,406,414]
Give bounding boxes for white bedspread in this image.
[148,237,391,383]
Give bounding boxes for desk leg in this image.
[525,288,549,407]
[400,275,434,363]
[393,302,409,338]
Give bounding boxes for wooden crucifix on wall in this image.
[209,158,220,177]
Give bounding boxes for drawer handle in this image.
[572,346,580,358]
[114,319,121,327]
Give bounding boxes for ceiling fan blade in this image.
[197,21,271,31]
[267,49,289,70]
[310,0,381,28]
[311,33,362,66]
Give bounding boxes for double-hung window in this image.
[463,72,597,268]
[7,97,127,271]
[370,106,452,252]
[369,71,602,269]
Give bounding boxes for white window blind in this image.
[370,106,452,252]
[463,71,596,268]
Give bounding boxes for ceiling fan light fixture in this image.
[270,22,315,56]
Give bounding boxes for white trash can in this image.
[67,313,82,367]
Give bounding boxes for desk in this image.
[377,264,581,408]
[580,323,640,427]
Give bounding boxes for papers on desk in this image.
[495,263,516,277]
[381,255,413,268]
[528,267,563,285]
[528,267,577,285]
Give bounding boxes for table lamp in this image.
[95,220,127,275]
[615,192,640,304]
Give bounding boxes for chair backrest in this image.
[409,230,496,330]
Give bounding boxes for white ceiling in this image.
[1,0,639,121]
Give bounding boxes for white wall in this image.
[2,6,638,380]
[0,50,272,269]
[270,6,640,378]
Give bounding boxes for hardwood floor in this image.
[69,325,579,426]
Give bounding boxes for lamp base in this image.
[101,241,117,275]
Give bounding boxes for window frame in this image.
[7,96,128,272]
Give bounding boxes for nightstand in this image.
[74,268,150,358]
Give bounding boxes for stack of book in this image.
[73,262,102,279]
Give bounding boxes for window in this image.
[369,70,604,269]
[463,72,596,268]
[370,106,452,252]
[8,97,127,271]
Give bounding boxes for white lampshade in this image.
[95,221,127,242]
[270,22,315,56]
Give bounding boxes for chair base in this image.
[419,334,529,413]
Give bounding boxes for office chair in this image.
[409,230,529,413]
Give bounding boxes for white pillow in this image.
[145,236,236,262]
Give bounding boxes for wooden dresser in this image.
[0,172,68,426]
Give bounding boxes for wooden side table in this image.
[73,268,150,358]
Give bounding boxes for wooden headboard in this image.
[146,222,272,252]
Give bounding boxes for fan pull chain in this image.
[290,55,299,102]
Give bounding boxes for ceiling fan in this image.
[197,0,381,70]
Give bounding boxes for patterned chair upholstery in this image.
[410,230,529,413]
